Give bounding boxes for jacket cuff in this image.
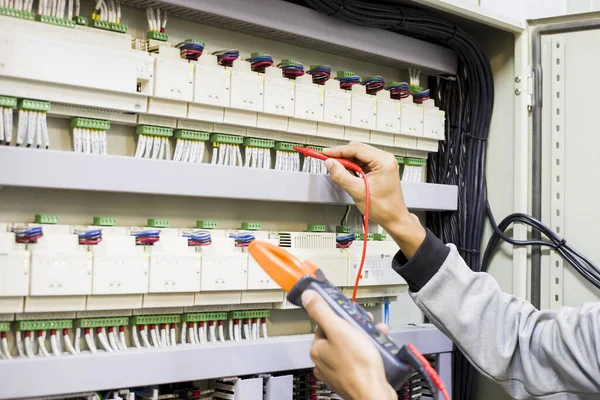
[392,229,450,292]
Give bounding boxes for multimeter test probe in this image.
[248,240,450,399]
[293,145,369,302]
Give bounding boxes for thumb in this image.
[325,159,364,199]
[302,290,343,336]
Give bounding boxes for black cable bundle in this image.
[303,2,495,399]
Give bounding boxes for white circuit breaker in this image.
[0,223,29,297]
[350,84,377,130]
[152,47,195,102]
[141,227,201,293]
[399,96,424,137]
[344,235,405,288]
[28,223,92,296]
[294,74,325,122]
[194,54,231,108]
[198,230,248,292]
[229,61,264,112]
[422,99,446,141]
[322,79,351,126]
[376,91,401,134]
[263,68,295,117]
[86,225,149,295]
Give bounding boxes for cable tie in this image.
[392,10,405,30]
[447,24,458,42]
[464,133,486,142]
[327,0,348,16]
[460,248,480,255]
[556,238,567,251]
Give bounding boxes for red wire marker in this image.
[293,146,370,302]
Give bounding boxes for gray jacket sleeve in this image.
[392,230,600,399]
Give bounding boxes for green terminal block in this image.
[75,317,129,329]
[307,145,324,152]
[15,319,73,331]
[0,7,35,20]
[251,51,265,57]
[0,96,17,109]
[409,85,424,94]
[73,15,87,25]
[374,233,387,241]
[0,322,10,332]
[93,216,116,226]
[228,310,270,319]
[147,219,169,228]
[274,142,302,151]
[355,232,374,241]
[243,137,274,149]
[182,312,228,322]
[183,39,205,46]
[336,225,352,234]
[395,156,405,165]
[196,220,217,229]
[404,157,427,167]
[130,314,181,325]
[241,222,261,231]
[18,99,51,112]
[210,134,243,145]
[336,70,356,79]
[307,224,326,232]
[35,214,58,225]
[36,14,76,28]
[175,130,210,141]
[71,117,110,131]
[146,31,168,41]
[281,58,302,65]
[136,125,173,137]
[386,81,403,87]
[361,75,383,82]
[310,64,330,70]
[90,19,128,33]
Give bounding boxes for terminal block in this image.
[15,319,73,331]
[182,312,228,322]
[241,222,261,231]
[71,118,111,131]
[35,14,76,28]
[228,310,270,319]
[196,220,217,229]
[147,31,168,42]
[307,224,326,233]
[90,19,128,33]
[0,322,10,332]
[0,96,17,109]
[0,6,34,20]
[76,317,129,328]
[18,99,51,112]
[136,125,173,137]
[130,314,181,325]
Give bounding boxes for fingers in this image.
[302,290,344,337]
[376,322,390,335]
[323,142,383,164]
[325,159,365,199]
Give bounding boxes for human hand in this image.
[302,289,397,400]
[323,142,426,258]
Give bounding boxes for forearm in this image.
[393,232,600,399]
[382,213,426,260]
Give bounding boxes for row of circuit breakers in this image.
[0,16,445,149]
[0,216,404,313]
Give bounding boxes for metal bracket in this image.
[527,67,535,111]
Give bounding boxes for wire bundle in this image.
[307,65,332,84]
[386,82,410,100]
[182,229,212,247]
[246,53,274,73]
[146,7,167,34]
[335,72,361,90]
[361,75,385,95]
[408,69,431,103]
[243,145,271,169]
[36,0,81,19]
[211,143,243,167]
[134,134,171,160]
[304,1,494,398]
[301,155,327,174]
[173,138,205,163]
[16,108,49,149]
[277,59,305,79]
[3,0,34,13]
[229,232,255,248]
[0,103,14,146]
[73,128,107,155]
[274,149,301,172]
[12,226,43,244]
[92,0,121,23]
[75,229,103,245]
[130,229,160,245]
[335,233,355,249]
[212,49,240,67]
[175,40,205,61]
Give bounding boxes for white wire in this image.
[57,330,63,353]
[198,325,205,344]
[16,110,27,145]
[189,324,197,345]
[85,331,97,354]
[182,140,191,162]
[141,327,151,348]
[50,334,61,357]
[144,135,153,158]
[244,146,250,167]
[180,323,187,344]
[67,0,72,19]
[100,131,107,155]
[132,326,142,349]
[135,134,146,158]
[74,328,81,353]
[218,144,226,165]
[146,7,155,31]
[150,328,160,347]
[222,144,230,165]
[261,321,268,339]
[243,324,251,341]
[24,335,34,358]
[25,110,35,147]
[188,141,198,163]
[197,141,205,163]
[161,326,168,347]
[170,327,176,347]
[234,324,241,342]
[84,129,91,154]
[218,324,225,342]
[154,326,162,347]
[157,136,165,160]
[1,336,12,359]
[3,108,12,144]
[155,8,161,33]
[116,0,121,22]
[192,323,199,344]
[51,0,57,17]
[16,331,24,357]
[75,0,79,16]
[117,328,127,350]
[0,107,4,144]
[161,8,167,29]
[236,145,243,166]
[228,320,234,341]
[152,135,161,159]
[209,325,217,343]
[173,139,182,161]
[165,136,171,160]
[251,321,258,340]
[64,332,77,355]
[99,331,113,353]
[38,333,50,357]
[92,130,100,155]
[36,112,44,148]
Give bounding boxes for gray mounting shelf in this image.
[0,147,458,211]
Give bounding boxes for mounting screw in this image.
[515,88,522,96]
[515,76,522,83]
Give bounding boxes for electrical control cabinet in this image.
[294,75,325,121]
[28,225,92,296]
[229,62,264,112]
[246,235,281,290]
[376,97,401,134]
[89,227,149,295]
[350,85,377,130]
[144,229,201,293]
[0,224,29,297]
[263,69,295,117]
[400,98,424,137]
[199,231,248,291]
[194,54,231,108]
[153,58,195,102]
[323,80,351,126]
[345,239,405,287]
[423,101,446,141]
